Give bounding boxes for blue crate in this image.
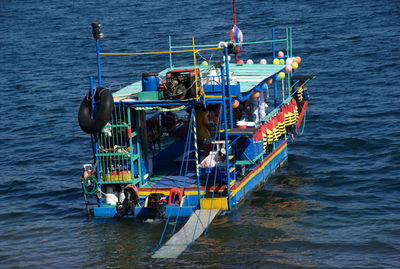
[203,83,241,96]
[236,138,264,161]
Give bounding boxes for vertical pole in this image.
[89,76,97,162]
[271,28,276,60]
[91,23,103,87]
[95,41,103,87]
[168,35,173,69]
[271,28,278,108]
[127,107,134,184]
[90,76,102,205]
[220,65,232,209]
[286,28,291,93]
[192,109,202,205]
[224,47,234,129]
[285,27,289,57]
[192,37,199,99]
[289,27,294,96]
[290,27,293,58]
[138,111,143,184]
[273,75,278,108]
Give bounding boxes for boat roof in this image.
[113,63,284,98]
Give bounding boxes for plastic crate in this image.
[203,83,240,96]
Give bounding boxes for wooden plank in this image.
[152,209,220,259]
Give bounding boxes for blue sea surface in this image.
[1,0,399,268]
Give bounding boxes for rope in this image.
[179,110,195,178]
[100,47,222,56]
[203,107,223,236]
[298,110,306,135]
[132,105,186,112]
[196,50,214,64]
[170,109,195,236]
[82,175,98,195]
[157,110,195,249]
[234,39,287,46]
[169,38,287,50]
[171,44,217,49]
[260,88,301,123]
[85,86,110,101]
[192,106,223,241]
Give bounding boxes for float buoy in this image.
[78,87,114,134]
[168,188,183,205]
[232,100,240,109]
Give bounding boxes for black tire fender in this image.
[78,87,114,134]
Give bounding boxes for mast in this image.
[233,0,237,25]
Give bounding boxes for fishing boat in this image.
[78,4,315,257]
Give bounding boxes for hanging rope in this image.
[157,109,195,249]
[179,109,195,178]
[133,105,186,112]
[82,175,98,195]
[298,111,307,135]
[193,106,223,241]
[170,109,195,236]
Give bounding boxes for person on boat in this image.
[161,112,176,136]
[207,104,220,125]
[245,94,260,122]
[245,87,268,123]
[259,86,269,120]
[194,106,211,151]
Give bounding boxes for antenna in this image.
[232,0,237,25]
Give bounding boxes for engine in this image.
[161,69,198,100]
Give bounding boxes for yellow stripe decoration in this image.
[232,142,287,196]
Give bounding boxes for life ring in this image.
[78,87,114,134]
[167,188,184,205]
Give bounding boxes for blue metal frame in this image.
[95,41,103,87]
[224,47,234,129]
[220,59,232,210]
[271,28,278,108]
[88,76,102,206]
[168,35,173,69]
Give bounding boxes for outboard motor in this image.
[116,184,139,217]
[147,193,167,219]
